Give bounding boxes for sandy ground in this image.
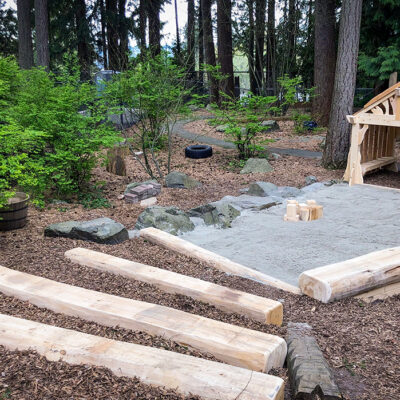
[182,183,400,285]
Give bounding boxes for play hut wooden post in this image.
[344,82,400,185]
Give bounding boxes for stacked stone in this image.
[125,182,161,204]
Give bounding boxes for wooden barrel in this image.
[0,192,29,231]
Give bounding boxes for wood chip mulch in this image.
[1,124,400,399]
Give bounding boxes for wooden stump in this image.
[106,145,129,176]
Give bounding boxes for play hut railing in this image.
[344,84,400,185]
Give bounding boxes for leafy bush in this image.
[106,53,191,180]
[213,94,278,160]
[0,55,120,207]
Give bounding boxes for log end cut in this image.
[298,272,332,303]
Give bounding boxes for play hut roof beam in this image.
[344,83,400,186]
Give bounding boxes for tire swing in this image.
[185,145,213,159]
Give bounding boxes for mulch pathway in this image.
[1,122,399,399]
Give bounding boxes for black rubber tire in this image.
[185,145,213,159]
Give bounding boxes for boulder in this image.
[135,206,195,235]
[214,195,281,211]
[260,120,280,131]
[165,171,202,189]
[124,180,159,195]
[240,158,273,174]
[274,186,304,198]
[248,182,278,197]
[189,203,240,228]
[44,218,129,244]
[305,175,318,186]
[215,124,229,132]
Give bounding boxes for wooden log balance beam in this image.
[0,265,287,372]
[65,247,283,325]
[139,227,301,295]
[0,314,285,400]
[299,247,400,302]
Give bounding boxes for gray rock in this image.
[260,120,280,131]
[124,180,159,195]
[188,104,199,111]
[305,175,318,186]
[302,182,326,193]
[271,153,282,160]
[216,124,229,132]
[215,194,281,211]
[248,181,278,197]
[240,158,274,174]
[189,203,240,228]
[135,206,195,235]
[44,218,129,244]
[165,171,202,189]
[274,186,303,198]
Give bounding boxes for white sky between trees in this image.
[5,0,189,47]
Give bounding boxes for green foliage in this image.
[0,55,119,208]
[106,52,191,180]
[0,1,17,58]
[358,0,400,84]
[78,185,111,209]
[214,93,278,160]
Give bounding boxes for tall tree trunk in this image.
[323,0,363,168]
[174,0,181,56]
[17,0,34,69]
[266,0,276,95]
[148,0,161,56]
[217,0,234,98]
[197,0,204,84]
[34,0,49,70]
[287,0,296,77]
[106,0,119,70]
[187,0,195,80]
[99,0,108,69]
[254,0,266,94]
[75,0,91,80]
[139,0,147,55]
[313,0,336,126]
[247,0,256,94]
[119,0,129,69]
[201,0,219,104]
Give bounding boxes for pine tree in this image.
[17,0,33,69]
[323,0,363,168]
[217,0,234,98]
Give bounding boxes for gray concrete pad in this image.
[181,184,400,286]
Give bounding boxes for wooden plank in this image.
[0,265,287,372]
[0,314,285,400]
[355,281,400,303]
[364,82,400,108]
[354,114,400,127]
[361,156,397,175]
[298,247,400,303]
[140,227,302,295]
[65,247,283,325]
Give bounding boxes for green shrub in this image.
[106,53,191,180]
[0,55,120,207]
[213,94,278,160]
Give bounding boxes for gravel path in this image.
[173,120,323,158]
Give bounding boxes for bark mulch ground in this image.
[1,120,399,399]
[183,118,326,152]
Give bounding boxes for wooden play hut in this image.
[344,82,400,185]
